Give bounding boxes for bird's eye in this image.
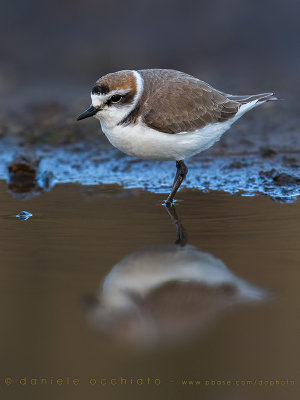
[110,94,122,103]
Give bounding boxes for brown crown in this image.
[95,70,137,96]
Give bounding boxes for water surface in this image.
[0,182,298,399]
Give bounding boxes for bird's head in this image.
[77,70,143,127]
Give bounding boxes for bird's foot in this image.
[163,199,174,208]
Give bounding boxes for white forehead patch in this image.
[91,94,106,107]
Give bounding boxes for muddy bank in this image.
[0,100,300,202]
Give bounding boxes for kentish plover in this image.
[77,69,276,204]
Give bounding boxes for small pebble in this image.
[16,211,33,221]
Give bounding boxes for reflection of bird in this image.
[84,206,266,348]
[77,69,276,204]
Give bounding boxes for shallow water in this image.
[0,182,299,399]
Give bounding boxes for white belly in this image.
[100,120,230,161]
[99,101,259,161]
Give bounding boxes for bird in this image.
[77,69,276,205]
[83,205,266,347]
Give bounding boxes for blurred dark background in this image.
[0,0,299,110]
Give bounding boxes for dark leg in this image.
[164,203,188,246]
[165,160,188,206]
[171,163,180,188]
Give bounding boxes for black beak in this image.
[76,105,98,121]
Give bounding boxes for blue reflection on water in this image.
[16,211,33,220]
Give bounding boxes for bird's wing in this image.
[138,69,240,134]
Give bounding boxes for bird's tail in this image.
[227,92,277,104]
